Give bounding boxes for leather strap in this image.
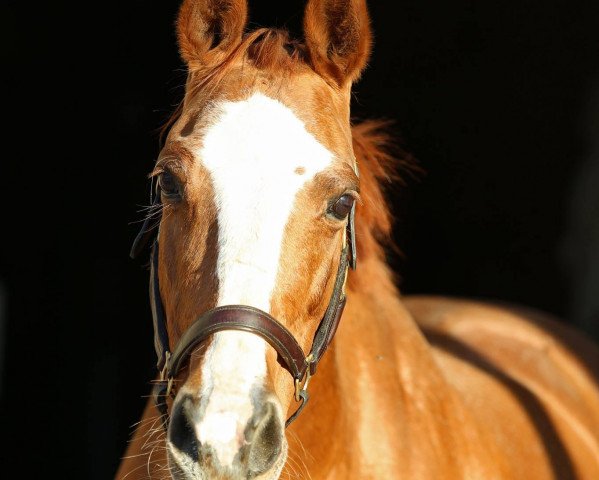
[284,389,309,428]
[347,202,357,270]
[167,305,309,382]
[150,243,170,371]
[152,380,170,431]
[307,244,349,375]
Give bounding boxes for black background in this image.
[2,1,599,478]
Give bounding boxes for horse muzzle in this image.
[167,390,285,479]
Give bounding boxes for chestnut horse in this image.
[117,1,599,478]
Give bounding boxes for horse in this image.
[117,1,599,478]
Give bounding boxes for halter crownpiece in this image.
[131,183,357,429]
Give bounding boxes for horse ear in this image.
[303,0,372,86]
[177,0,248,68]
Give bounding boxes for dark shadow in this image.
[423,329,578,480]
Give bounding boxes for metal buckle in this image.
[294,373,311,402]
[294,354,314,402]
[159,351,174,398]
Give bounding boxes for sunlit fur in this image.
[117,1,599,479]
[191,92,335,468]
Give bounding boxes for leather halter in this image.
[131,189,357,429]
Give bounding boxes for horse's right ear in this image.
[303,0,372,87]
[177,0,248,69]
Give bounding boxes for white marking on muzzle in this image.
[193,93,333,467]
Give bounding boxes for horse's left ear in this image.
[303,0,372,87]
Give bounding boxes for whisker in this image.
[130,414,162,430]
[120,456,167,480]
[128,202,166,230]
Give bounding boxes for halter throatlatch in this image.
[131,190,357,430]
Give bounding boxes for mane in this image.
[194,28,307,91]
[351,121,413,264]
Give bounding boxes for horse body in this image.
[283,258,599,479]
[118,1,599,478]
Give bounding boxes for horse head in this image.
[142,1,372,478]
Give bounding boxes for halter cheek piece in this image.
[131,188,357,429]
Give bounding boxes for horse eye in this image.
[159,171,180,198]
[329,194,354,220]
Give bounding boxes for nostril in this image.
[168,394,200,463]
[246,401,283,476]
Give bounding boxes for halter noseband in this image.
[131,189,357,429]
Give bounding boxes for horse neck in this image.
[287,255,493,478]
[344,256,449,400]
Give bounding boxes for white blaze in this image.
[195,93,333,465]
